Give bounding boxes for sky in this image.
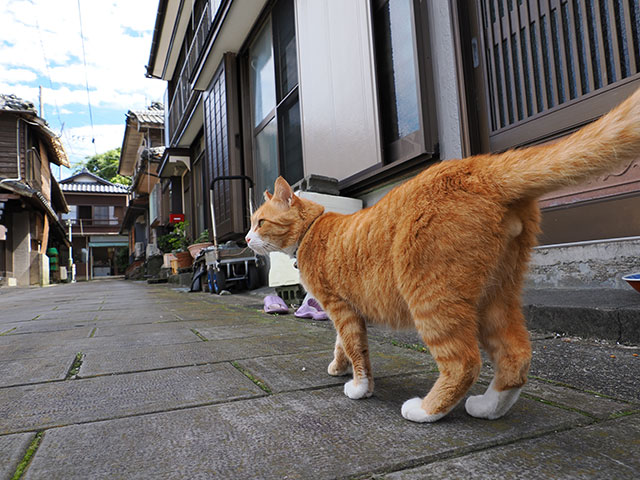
[0,0,166,180]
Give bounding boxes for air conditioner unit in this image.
[146,243,161,258]
[134,242,144,259]
[268,192,363,287]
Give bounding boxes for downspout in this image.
[0,117,23,186]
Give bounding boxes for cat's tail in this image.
[483,87,640,201]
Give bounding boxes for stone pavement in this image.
[0,279,638,479]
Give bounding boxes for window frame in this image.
[241,0,304,202]
[371,0,437,166]
[474,0,640,152]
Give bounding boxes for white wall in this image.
[295,0,382,181]
[295,0,462,205]
[427,0,462,161]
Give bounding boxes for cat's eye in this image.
[257,219,265,228]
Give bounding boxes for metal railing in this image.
[167,0,224,144]
[62,218,121,228]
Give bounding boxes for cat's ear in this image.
[273,176,295,206]
[264,190,273,201]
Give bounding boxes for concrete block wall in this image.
[526,237,640,289]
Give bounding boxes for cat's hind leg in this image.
[466,288,530,419]
[327,334,351,376]
[323,298,374,399]
[466,202,538,419]
[402,301,483,422]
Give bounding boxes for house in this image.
[0,93,70,286]
[117,103,165,269]
[58,170,129,280]
[145,0,640,287]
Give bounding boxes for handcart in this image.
[206,175,260,294]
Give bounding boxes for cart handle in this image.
[210,175,254,190]
[209,175,256,251]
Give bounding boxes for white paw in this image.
[328,361,350,376]
[401,397,445,423]
[465,380,521,420]
[344,378,372,399]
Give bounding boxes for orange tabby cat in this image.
[246,88,640,423]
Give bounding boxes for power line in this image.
[34,17,75,160]
[76,0,97,155]
[34,19,64,129]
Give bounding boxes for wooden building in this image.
[145,0,640,285]
[0,94,70,286]
[59,170,129,280]
[117,104,165,264]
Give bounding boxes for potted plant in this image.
[158,221,192,269]
[187,229,213,259]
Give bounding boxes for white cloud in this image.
[64,124,125,165]
[0,66,39,83]
[1,0,167,167]
[0,0,165,110]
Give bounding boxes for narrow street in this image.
[0,279,639,479]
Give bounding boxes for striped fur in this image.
[247,88,640,422]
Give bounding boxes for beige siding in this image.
[39,141,51,202]
[295,0,382,182]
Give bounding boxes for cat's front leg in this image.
[324,300,374,399]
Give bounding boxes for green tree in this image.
[75,147,131,185]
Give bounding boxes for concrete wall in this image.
[12,210,31,286]
[526,237,640,289]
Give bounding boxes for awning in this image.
[88,235,128,248]
[88,242,128,248]
[158,148,191,178]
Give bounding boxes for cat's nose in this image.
[245,236,251,244]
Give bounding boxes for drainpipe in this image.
[0,118,23,187]
[68,219,74,282]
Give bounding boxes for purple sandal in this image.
[264,295,289,314]
[295,296,329,321]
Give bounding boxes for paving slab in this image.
[519,378,636,419]
[0,363,264,435]
[93,311,178,324]
[192,321,313,340]
[0,342,86,363]
[236,341,436,393]
[382,414,640,479]
[0,432,34,480]
[0,319,98,335]
[25,382,588,480]
[0,328,92,345]
[0,328,202,362]
[91,322,198,337]
[3,279,638,479]
[529,338,640,403]
[0,356,72,387]
[80,332,336,377]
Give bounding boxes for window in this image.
[478,0,640,151]
[94,206,116,226]
[78,205,92,220]
[249,0,303,198]
[372,0,435,164]
[205,54,246,241]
